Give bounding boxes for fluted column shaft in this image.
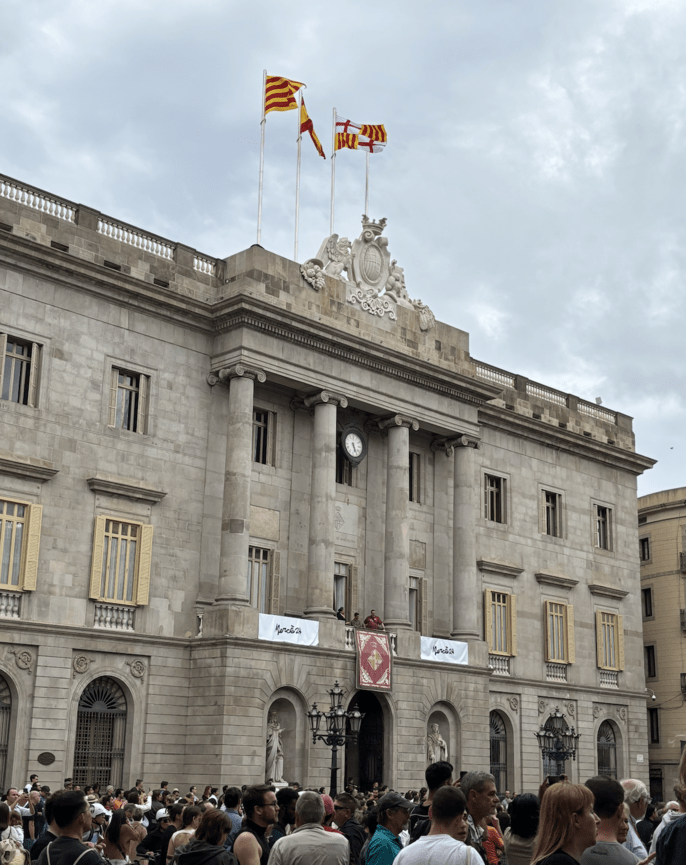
[216,366,265,605]
[304,392,347,618]
[452,439,480,638]
[382,416,418,630]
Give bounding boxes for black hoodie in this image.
[174,838,237,865]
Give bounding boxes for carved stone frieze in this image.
[593,705,602,719]
[565,702,575,718]
[617,706,627,723]
[347,284,397,320]
[127,659,146,679]
[538,700,547,715]
[300,260,326,291]
[507,696,519,713]
[72,655,94,678]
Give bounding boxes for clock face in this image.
[344,432,363,457]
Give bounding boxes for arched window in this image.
[490,711,508,794]
[0,675,11,789]
[597,720,617,779]
[74,677,127,788]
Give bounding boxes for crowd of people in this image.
[2,753,686,865]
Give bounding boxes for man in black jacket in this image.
[333,793,366,865]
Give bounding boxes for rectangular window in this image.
[484,475,505,523]
[594,505,612,550]
[543,491,562,537]
[252,409,275,465]
[109,368,148,434]
[595,610,624,671]
[409,453,421,503]
[645,645,657,678]
[89,515,153,605]
[334,561,349,616]
[0,498,42,591]
[248,546,270,613]
[648,708,660,744]
[544,601,575,664]
[336,448,353,486]
[0,334,41,407]
[642,588,653,618]
[409,576,427,634]
[639,537,651,561]
[485,590,516,655]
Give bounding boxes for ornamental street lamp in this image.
[534,706,580,776]
[307,681,364,797]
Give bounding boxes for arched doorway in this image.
[489,711,508,794]
[597,720,617,779]
[73,677,127,788]
[345,692,384,791]
[0,674,11,790]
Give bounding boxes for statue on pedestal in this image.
[265,710,285,784]
[427,722,448,764]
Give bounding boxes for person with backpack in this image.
[409,761,454,844]
[34,791,102,865]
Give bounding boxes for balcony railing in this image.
[345,626,397,656]
[94,603,135,631]
[546,662,568,683]
[0,591,21,619]
[489,654,511,675]
[599,669,619,688]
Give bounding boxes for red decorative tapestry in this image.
[356,630,392,691]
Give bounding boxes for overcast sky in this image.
[2,0,684,496]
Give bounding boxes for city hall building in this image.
[0,173,654,794]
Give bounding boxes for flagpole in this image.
[365,151,370,216]
[330,107,336,235]
[294,90,303,261]
[257,69,267,244]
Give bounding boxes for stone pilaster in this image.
[448,435,481,638]
[378,414,419,630]
[210,364,266,605]
[302,391,348,619]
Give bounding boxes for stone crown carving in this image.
[303,216,435,329]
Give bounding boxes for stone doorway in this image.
[345,691,384,792]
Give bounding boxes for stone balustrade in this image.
[599,669,619,688]
[345,626,397,656]
[0,592,21,619]
[546,662,568,683]
[94,603,135,631]
[0,177,76,222]
[98,216,174,260]
[489,654,511,675]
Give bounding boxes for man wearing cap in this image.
[367,792,414,865]
[83,802,110,846]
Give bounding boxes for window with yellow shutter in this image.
[89,516,153,605]
[544,601,575,664]
[0,498,42,591]
[485,590,517,655]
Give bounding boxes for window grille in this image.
[73,677,126,789]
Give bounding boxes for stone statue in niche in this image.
[427,722,448,764]
[265,711,285,784]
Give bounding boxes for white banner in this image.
[258,614,319,646]
[421,636,469,665]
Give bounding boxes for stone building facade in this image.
[0,172,654,794]
[637,487,686,800]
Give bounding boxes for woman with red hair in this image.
[531,783,599,865]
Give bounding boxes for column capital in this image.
[291,391,348,412]
[431,434,481,457]
[207,363,267,387]
[373,414,419,432]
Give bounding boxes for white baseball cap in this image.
[90,803,109,819]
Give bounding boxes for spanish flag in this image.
[264,76,305,114]
[300,98,325,158]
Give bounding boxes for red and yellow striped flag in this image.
[300,98,325,158]
[264,76,305,114]
[360,124,387,142]
[335,132,358,151]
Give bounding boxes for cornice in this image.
[0,452,59,482]
[479,405,656,476]
[212,299,502,408]
[478,560,524,578]
[588,583,630,600]
[87,475,167,504]
[535,572,580,589]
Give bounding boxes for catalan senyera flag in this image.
[300,98,325,158]
[335,114,387,153]
[264,76,305,114]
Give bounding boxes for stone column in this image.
[379,414,419,630]
[213,364,266,605]
[303,391,348,619]
[450,435,480,638]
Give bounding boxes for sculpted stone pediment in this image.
[302,215,436,330]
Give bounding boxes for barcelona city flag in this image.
[300,98,325,158]
[264,76,305,114]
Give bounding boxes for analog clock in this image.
[340,425,367,466]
